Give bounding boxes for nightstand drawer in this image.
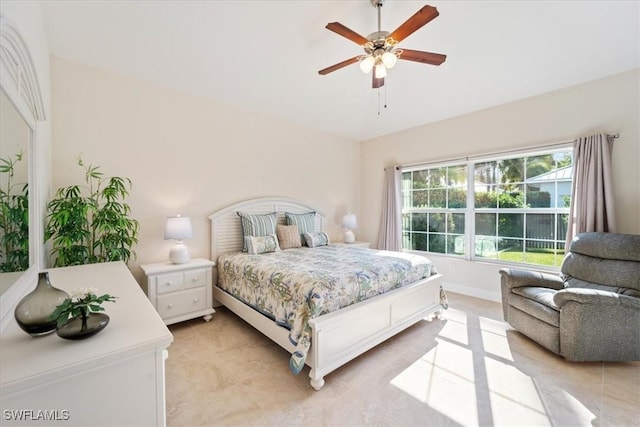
[155,272,183,294]
[156,287,207,318]
[184,268,207,290]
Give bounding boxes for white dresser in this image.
[0,262,173,427]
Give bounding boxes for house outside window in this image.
[401,147,573,268]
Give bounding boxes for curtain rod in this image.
[398,133,620,170]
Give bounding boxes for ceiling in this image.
[39,1,639,142]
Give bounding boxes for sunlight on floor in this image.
[390,343,478,426]
[389,307,592,426]
[481,328,513,361]
[484,356,551,425]
[554,388,597,424]
[434,308,469,345]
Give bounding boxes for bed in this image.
[208,197,445,390]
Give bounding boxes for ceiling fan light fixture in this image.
[381,51,397,68]
[374,63,387,78]
[359,55,375,73]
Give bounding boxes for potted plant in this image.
[0,151,29,272]
[45,157,139,267]
[49,287,117,340]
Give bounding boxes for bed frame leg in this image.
[309,372,325,391]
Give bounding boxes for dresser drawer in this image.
[155,272,184,294]
[184,268,207,290]
[156,287,207,318]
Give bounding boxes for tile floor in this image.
[165,292,639,426]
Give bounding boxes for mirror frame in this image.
[0,14,47,332]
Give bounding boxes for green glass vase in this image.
[14,272,69,336]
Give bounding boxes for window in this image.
[401,148,573,268]
[402,164,467,255]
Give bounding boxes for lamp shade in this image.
[382,51,398,68]
[342,214,357,230]
[359,55,375,73]
[374,63,387,79]
[164,216,192,240]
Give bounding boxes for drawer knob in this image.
[165,281,172,286]
[193,298,199,303]
[192,277,199,282]
[167,304,174,309]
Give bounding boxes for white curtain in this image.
[565,133,616,252]
[378,166,402,251]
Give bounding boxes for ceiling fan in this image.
[318,0,447,89]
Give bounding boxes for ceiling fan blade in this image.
[318,56,360,75]
[372,74,385,89]
[388,5,439,44]
[325,22,370,46]
[398,49,447,66]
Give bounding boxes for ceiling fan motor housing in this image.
[364,31,390,55]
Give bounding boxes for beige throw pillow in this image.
[277,224,301,250]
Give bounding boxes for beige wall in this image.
[360,69,640,300]
[50,56,360,285]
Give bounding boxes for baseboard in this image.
[442,281,501,303]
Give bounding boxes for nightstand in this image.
[333,241,371,248]
[141,258,215,325]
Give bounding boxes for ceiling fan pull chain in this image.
[384,81,388,109]
[377,87,381,116]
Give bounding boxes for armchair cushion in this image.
[562,232,640,296]
[568,232,640,262]
[511,287,559,327]
[562,253,640,292]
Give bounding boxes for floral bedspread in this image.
[217,245,439,374]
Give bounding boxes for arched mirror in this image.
[0,88,31,282]
[0,15,46,332]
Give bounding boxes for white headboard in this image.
[208,197,325,263]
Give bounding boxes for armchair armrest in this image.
[554,288,640,361]
[554,288,640,309]
[499,268,564,291]
[499,268,564,321]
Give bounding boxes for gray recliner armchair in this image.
[500,232,640,361]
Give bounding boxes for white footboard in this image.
[212,273,444,390]
[308,273,443,390]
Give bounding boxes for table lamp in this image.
[342,213,357,243]
[165,215,192,264]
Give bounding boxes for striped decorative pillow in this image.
[237,211,277,251]
[285,211,316,246]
